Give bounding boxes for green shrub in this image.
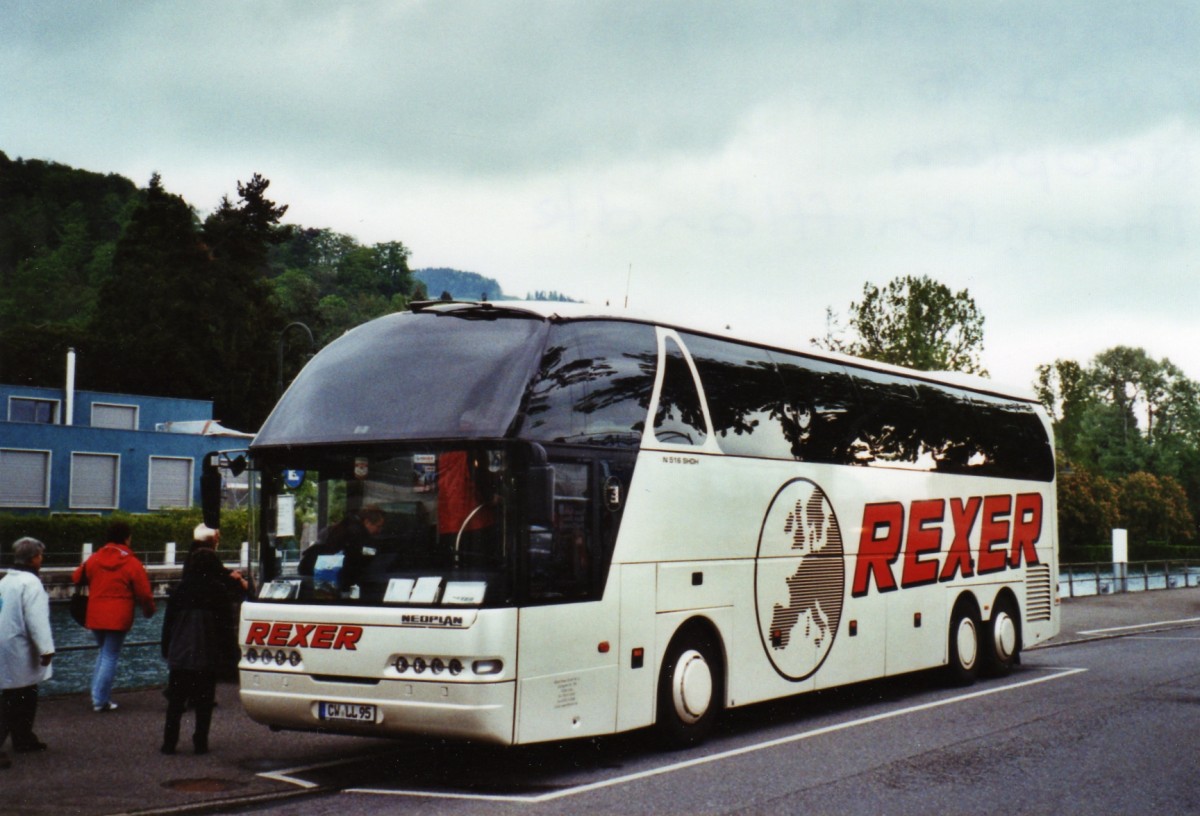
[0,510,250,567]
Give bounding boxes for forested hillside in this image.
[414,268,504,301]
[412,267,578,303]
[0,152,428,428]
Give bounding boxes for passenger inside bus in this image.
[297,505,385,597]
[436,450,499,567]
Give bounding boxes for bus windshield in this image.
[255,308,548,447]
[254,445,524,608]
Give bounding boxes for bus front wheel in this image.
[945,601,981,686]
[655,627,723,749]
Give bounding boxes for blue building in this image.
[0,381,251,516]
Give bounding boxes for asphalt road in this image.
[235,625,1200,816]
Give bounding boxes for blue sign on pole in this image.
[284,469,305,489]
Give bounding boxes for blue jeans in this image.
[91,630,128,707]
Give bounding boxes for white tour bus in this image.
[223,300,1058,748]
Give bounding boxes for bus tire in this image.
[655,626,723,749]
[982,596,1021,677]
[945,600,981,686]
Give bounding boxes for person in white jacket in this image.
[0,537,56,768]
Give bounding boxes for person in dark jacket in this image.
[188,523,251,682]
[160,548,234,755]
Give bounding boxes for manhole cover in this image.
[163,777,243,793]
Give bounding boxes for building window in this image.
[92,403,139,430]
[71,452,119,509]
[8,397,59,424]
[149,456,193,509]
[0,449,51,507]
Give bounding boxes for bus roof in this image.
[407,299,1040,404]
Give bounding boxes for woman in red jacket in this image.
[72,521,156,712]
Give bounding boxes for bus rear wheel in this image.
[982,598,1020,677]
[655,627,723,749]
[945,602,981,686]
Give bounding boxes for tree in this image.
[1037,345,1200,557]
[1035,358,1092,461]
[88,173,289,429]
[201,174,288,428]
[0,152,138,387]
[816,275,987,374]
[1117,472,1194,547]
[1056,468,1119,557]
[91,174,219,399]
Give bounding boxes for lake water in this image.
[43,604,167,697]
[1059,565,1200,597]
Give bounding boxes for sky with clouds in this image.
[3,1,1198,390]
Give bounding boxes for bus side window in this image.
[682,333,788,459]
[654,337,707,446]
[846,369,923,467]
[770,351,859,464]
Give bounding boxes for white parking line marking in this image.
[320,667,1087,803]
[1078,617,1200,636]
[259,755,366,789]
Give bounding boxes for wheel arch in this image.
[659,615,728,680]
[950,589,982,623]
[987,586,1023,634]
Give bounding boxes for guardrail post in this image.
[1113,530,1128,593]
[165,541,176,566]
[241,541,249,570]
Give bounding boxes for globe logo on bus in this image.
[754,478,845,681]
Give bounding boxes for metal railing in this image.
[1059,560,1200,597]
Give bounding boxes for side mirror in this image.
[200,452,222,529]
[524,443,554,526]
[526,464,555,526]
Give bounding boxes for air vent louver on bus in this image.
[1025,564,1053,622]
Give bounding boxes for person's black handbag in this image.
[69,567,89,627]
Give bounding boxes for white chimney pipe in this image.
[65,348,76,426]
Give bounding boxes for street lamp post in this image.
[277,322,315,396]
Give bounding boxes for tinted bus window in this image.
[681,333,789,458]
[969,392,1055,481]
[847,368,926,468]
[911,381,981,475]
[521,321,656,447]
[654,337,708,446]
[770,351,859,464]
